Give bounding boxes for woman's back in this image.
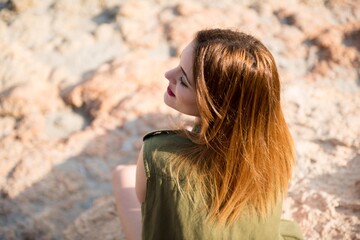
[141,131,303,240]
[112,28,303,240]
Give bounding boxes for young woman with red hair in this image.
[112,29,303,240]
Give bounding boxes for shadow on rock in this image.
[0,112,176,239]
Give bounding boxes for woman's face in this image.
[164,42,200,117]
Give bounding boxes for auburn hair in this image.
[172,29,295,225]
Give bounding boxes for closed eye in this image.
[179,76,188,87]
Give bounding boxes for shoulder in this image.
[142,130,187,179]
[143,130,193,149]
[143,130,193,155]
[143,130,178,141]
[142,130,193,161]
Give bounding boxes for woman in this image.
[112,29,303,240]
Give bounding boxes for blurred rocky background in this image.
[0,0,359,239]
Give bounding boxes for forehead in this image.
[180,42,194,59]
[180,42,194,78]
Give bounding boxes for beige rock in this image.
[0,81,64,118]
[0,7,15,25]
[116,1,163,48]
[9,13,52,50]
[274,5,335,35]
[118,1,157,19]
[0,116,15,138]
[49,67,77,87]
[0,137,24,185]
[53,0,99,15]
[1,143,54,198]
[63,63,138,121]
[0,41,52,90]
[1,1,360,239]
[306,22,360,78]
[64,56,175,125]
[174,1,203,16]
[81,129,128,160]
[164,4,248,53]
[118,17,163,48]
[12,0,36,12]
[44,108,88,140]
[95,23,116,42]
[64,197,124,240]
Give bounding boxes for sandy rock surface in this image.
[0,0,359,239]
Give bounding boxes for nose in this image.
[164,68,177,84]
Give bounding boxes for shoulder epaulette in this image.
[143,130,176,141]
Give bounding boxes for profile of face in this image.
[163,42,200,117]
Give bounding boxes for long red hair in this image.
[173,29,295,224]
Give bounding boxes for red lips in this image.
[167,86,175,97]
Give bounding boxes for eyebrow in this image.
[180,66,193,87]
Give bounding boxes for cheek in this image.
[175,88,200,116]
[177,88,197,105]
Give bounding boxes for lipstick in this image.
[167,86,175,97]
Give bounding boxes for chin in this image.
[163,94,176,111]
[163,93,171,107]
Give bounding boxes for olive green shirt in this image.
[142,130,303,240]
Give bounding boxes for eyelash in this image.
[179,76,188,87]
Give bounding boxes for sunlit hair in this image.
[173,29,295,225]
